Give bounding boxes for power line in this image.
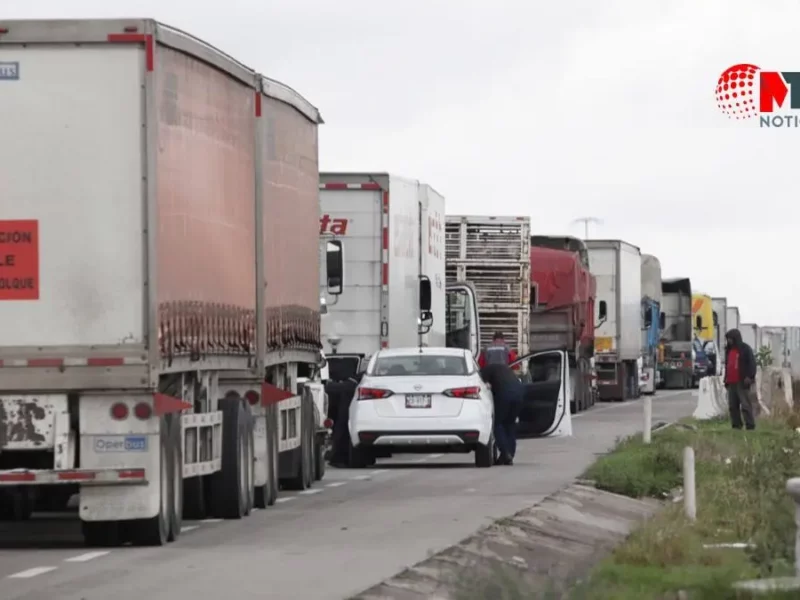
[571,217,603,239]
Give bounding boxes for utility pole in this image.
[571,217,603,239]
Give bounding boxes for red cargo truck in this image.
[529,239,597,414]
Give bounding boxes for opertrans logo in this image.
[715,64,800,127]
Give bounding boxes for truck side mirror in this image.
[713,312,718,327]
[696,315,703,330]
[659,312,665,329]
[419,275,432,312]
[325,240,344,295]
[598,300,607,321]
[644,306,652,327]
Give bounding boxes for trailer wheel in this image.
[132,416,171,546]
[82,521,120,547]
[167,413,183,542]
[314,435,326,481]
[0,489,34,521]
[283,399,312,490]
[210,397,248,519]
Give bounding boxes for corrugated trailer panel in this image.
[261,93,321,351]
[156,45,257,359]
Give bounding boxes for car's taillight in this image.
[443,386,481,399]
[357,387,393,400]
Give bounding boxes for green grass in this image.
[575,413,800,599]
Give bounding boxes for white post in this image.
[787,478,800,576]
[683,446,696,521]
[642,395,652,444]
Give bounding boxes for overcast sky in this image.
[6,0,798,327]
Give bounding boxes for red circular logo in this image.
[715,64,760,119]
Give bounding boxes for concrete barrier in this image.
[757,366,794,416]
[693,376,726,420]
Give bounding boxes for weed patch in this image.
[576,409,800,599]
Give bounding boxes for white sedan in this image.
[348,347,495,468]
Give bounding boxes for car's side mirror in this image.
[419,275,432,312]
[659,312,666,329]
[598,300,607,321]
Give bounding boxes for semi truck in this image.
[0,19,342,545]
[640,254,662,394]
[727,306,741,332]
[712,297,728,371]
[691,293,715,383]
[318,173,455,376]
[740,323,762,354]
[529,236,597,413]
[445,216,530,365]
[585,240,642,401]
[658,278,694,389]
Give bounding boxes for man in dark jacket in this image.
[480,363,523,465]
[724,328,757,430]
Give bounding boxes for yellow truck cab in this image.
[691,293,718,384]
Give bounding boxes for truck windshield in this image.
[370,355,468,377]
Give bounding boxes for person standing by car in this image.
[480,362,523,465]
[478,331,519,371]
[724,328,757,431]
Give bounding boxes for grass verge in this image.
[576,407,800,599]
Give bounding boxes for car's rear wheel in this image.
[474,433,494,468]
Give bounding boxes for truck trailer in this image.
[529,238,597,413]
[691,293,715,383]
[640,254,662,394]
[0,19,341,546]
[445,216,531,364]
[740,323,761,354]
[712,297,728,370]
[658,278,694,389]
[319,173,456,373]
[727,306,741,332]
[585,240,642,401]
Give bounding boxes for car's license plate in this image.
[405,394,432,408]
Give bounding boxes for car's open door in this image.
[445,282,480,358]
[510,349,573,437]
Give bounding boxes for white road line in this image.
[8,567,58,579]
[201,518,223,524]
[64,551,110,563]
[181,525,199,533]
[428,454,444,459]
[412,457,428,463]
[299,488,322,495]
[352,475,371,480]
[370,469,389,475]
[326,481,347,487]
[276,496,296,503]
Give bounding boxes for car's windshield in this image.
[370,355,468,377]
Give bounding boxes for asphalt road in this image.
[0,390,697,600]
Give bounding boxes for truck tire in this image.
[82,521,120,547]
[254,405,279,508]
[210,397,248,519]
[282,398,313,490]
[0,489,33,521]
[314,435,326,481]
[133,415,172,546]
[183,476,206,520]
[167,413,184,542]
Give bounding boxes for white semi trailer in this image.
[0,19,342,546]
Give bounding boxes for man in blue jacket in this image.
[480,363,523,465]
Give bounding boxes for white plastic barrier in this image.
[693,375,726,420]
[757,366,794,415]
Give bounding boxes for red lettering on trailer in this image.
[319,214,348,236]
[0,219,39,301]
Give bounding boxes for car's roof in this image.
[375,347,468,358]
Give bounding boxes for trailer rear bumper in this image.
[0,467,147,485]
